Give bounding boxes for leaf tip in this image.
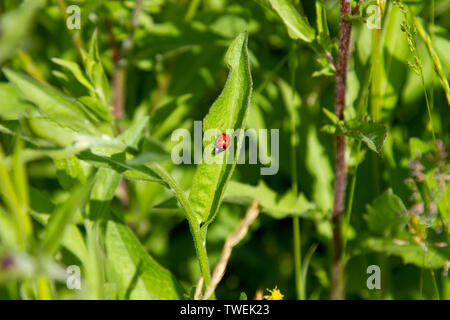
[225,31,249,68]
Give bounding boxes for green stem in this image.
[371,27,382,122]
[425,248,441,300]
[293,217,302,299]
[370,3,382,197]
[289,43,303,300]
[337,141,362,294]
[444,273,450,300]
[254,53,291,97]
[185,0,201,22]
[148,164,212,293]
[429,0,435,125]
[419,250,425,299]
[419,65,436,143]
[36,276,53,300]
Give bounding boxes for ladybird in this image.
[214,133,231,153]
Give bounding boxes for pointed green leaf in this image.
[0,206,19,248]
[78,151,161,183]
[105,220,185,299]
[365,238,448,268]
[40,178,94,256]
[188,31,253,224]
[268,0,315,43]
[0,83,34,120]
[305,126,333,211]
[51,58,95,91]
[55,156,87,190]
[82,30,111,105]
[87,116,153,220]
[78,96,113,123]
[223,181,317,219]
[345,118,387,154]
[118,116,149,150]
[2,68,98,134]
[365,189,408,237]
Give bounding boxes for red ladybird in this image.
[215,133,231,153]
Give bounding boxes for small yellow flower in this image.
[264,286,284,300]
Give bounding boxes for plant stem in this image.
[331,0,352,300]
[371,26,382,122]
[110,0,144,119]
[148,164,212,294]
[185,0,201,22]
[419,66,436,144]
[429,0,435,125]
[336,58,372,295]
[337,141,361,294]
[419,250,425,299]
[293,217,302,298]
[289,43,302,300]
[36,276,53,300]
[424,246,441,300]
[370,0,382,205]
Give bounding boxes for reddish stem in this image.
[331,0,352,300]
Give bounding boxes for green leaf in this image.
[126,152,171,165]
[0,0,44,64]
[78,151,161,183]
[188,31,253,224]
[315,0,330,44]
[268,0,315,43]
[365,189,408,237]
[24,116,124,152]
[88,168,122,221]
[0,138,32,247]
[105,220,185,299]
[55,156,87,190]
[223,181,317,219]
[0,83,34,120]
[61,225,89,267]
[2,68,98,134]
[12,136,29,210]
[322,107,342,129]
[87,116,153,220]
[305,126,333,211]
[0,206,19,248]
[240,292,248,300]
[84,220,106,299]
[321,110,387,154]
[118,116,149,150]
[364,238,448,268]
[51,58,95,91]
[409,137,433,158]
[345,118,387,154]
[78,96,113,123]
[82,30,111,105]
[26,191,90,284]
[300,243,318,299]
[40,178,94,256]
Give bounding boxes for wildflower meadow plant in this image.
[0,0,448,304]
